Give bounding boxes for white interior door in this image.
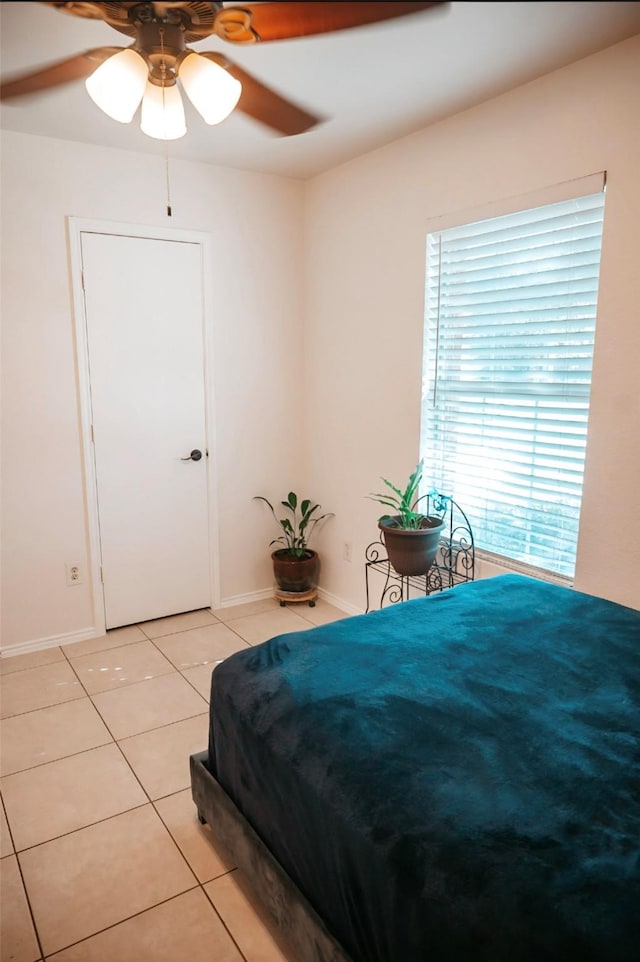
[80,231,211,629]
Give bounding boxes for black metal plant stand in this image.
[365,492,475,612]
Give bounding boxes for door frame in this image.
[67,217,221,634]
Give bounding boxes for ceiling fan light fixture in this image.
[85,49,148,123]
[179,52,242,125]
[140,80,187,140]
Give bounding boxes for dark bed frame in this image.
[190,750,353,962]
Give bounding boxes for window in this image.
[421,185,606,580]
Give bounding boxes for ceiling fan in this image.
[0,2,445,140]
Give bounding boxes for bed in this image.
[190,574,640,962]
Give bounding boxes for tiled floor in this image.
[0,597,348,962]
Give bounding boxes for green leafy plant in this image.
[368,460,433,529]
[254,492,334,558]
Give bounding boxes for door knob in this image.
[181,449,203,461]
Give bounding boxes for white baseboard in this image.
[1,588,360,659]
[317,587,363,618]
[212,587,275,611]
[0,626,102,659]
[214,585,361,619]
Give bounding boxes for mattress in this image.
[206,574,640,962]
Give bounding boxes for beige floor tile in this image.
[213,597,281,622]
[118,714,208,800]
[67,640,176,695]
[0,698,112,777]
[2,743,147,851]
[91,672,207,740]
[61,624,147,659]
[296,599,350,627]
[228,607,312,646]
[0,854,41,962]
[155,789,236,883]
[19,804,196,956]
[0,645,64,676]
[205,870,295,962]
[153,622,250,671]
[0,661,83,719]
[181,663,215,700]
[138,608,219,639]
[48,888,243,962]
[1,802,14,857]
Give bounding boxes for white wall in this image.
[303,35,640,613]
[1,134,305,651]
[3,37,639,653]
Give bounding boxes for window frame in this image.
[420,173,606,582]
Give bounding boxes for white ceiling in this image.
[2,1,640,179]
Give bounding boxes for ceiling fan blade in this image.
[200,53,321,136]
[214,1,445,44]
[41,1,117,19]
[0,47,124,100]
[41,3,140,34]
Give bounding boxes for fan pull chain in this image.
[159,26,172,217]
[165,147,172,217]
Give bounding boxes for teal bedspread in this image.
[208,575,640,961]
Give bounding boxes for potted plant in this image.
[254,492,334,600]
[367,460,445,576]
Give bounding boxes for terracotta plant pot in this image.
[271,549,319,593]
[378,516,445,577]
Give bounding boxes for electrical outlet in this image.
[343,541,352,563]
[65,563,83,586]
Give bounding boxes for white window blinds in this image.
[421,188,605,579]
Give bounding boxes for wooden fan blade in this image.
[214,2,445,44]
[200,53,322,136]
[0,48,124,100]
[40,2,129,20]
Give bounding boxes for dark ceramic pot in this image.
[378,515,445,577]
[271,549,319,593]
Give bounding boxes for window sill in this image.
[474,549,573,589]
